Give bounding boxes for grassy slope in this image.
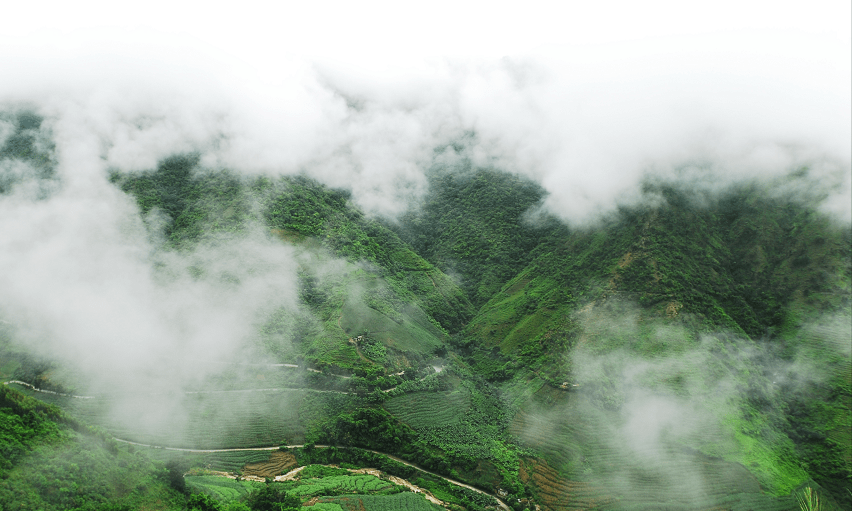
[260,174,474,334]
[393,166,563,308]
[110,160,473,373]
[0,385,186,510]
[454,180,851,508]
[463,180,851,368]
[3,127,849,511]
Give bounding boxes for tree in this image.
[186,493,222,511]
[165,459,187,494]
[246,483,300,511]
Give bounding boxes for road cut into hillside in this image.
[5,380,510,509]
[5,380,352,397]
[114,439,511,510]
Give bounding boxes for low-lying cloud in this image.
[0,0,848,451]
[516,300,850,502]
[1,8,849,223]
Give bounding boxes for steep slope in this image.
[393,166,563,307]
[0,384,186,510]
[0,110,56,197]
[4,132,849,511]
[260,174,474,334]
[110,158,473,375]
[463,181,850,371]
[457,178,851,509]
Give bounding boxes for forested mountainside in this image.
[1,111,849,511]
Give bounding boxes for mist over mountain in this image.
[1,2,850,510]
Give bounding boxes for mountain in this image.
[0,121,849,511]
[434,175,850,509]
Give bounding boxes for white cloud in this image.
[4,1,848,221]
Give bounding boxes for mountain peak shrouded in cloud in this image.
[0,3,847,384]
[0,4,849,509]
[1,1,849,224]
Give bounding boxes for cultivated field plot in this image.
[383,389,471,428]
[519,457,615,511]
[136,448,283,475]
[286,474,398,497]
[242,450,298,478]
[511,393,798,510]
[185,476,261,501]
[795,320,852,383]
[314,491,444,511]
[189,468,442,511]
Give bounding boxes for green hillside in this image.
[460,179,850,371]
[1,121,849,511]
[393,165,564,307]
[0,384,187,510]
[109,158,473,375]
[445,177,851,509]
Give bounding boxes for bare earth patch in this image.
[242,450,298,478]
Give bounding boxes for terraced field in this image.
[287,473,398,497]
[511,393,801,511]
[314,491,444,511]
[383,389,471,428]
[519,458,615,511]
[242,450,299,478]
[7,384,342,448]
[795,320,852,384]
[339,294,445,355]
[185,476,261,500]
[188,471,444,511]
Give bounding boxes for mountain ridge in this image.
[0,130,848,510]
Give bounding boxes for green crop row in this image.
[383,389,470,428]
[317,491,443,511]
[288,474,396,497]
[185,476,261,501]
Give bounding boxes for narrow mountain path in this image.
[356,447,512,511]
[5,380,509,510]
[3,380,352,397]
[2,380,95,399]
[113,438,283,453]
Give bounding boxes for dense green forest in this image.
[1,110,849,510]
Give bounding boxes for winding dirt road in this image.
[112,439,510,510]
[4,380,352,397]
[4,380,511,510]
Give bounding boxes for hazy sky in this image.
[1,0,849,458]
[3,0,849,221]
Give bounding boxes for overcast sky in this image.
[2,0,850,222]
[5,1,849,61]
[0,0,849,413]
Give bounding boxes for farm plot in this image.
[287,474,398,497]
[242,450,298,478]
[384,389,470,428]
[511,392,800,510]
[385,381,516,473]
[510,408,588,472]
[139,448,277,474]
[132,389,308,448]
[518,457,614,511]
[205,451,279,473]
[185,475,261,501]
[315,491,444,511]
